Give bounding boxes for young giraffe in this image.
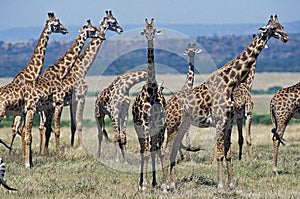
[232,34,268,161]
[161,15,288,192]
[232,66,255,160]
[0,12,68,151]
[132,18,166,190]
[45,10,123,151]
[95,70,147,162]
[178,43,202,160]
[270,81,300,175]
[22,20,101,168]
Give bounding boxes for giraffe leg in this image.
[70,100,78,147]
[43,110,54,155]
[110,117,121,162]
[272,128,286,175]
[119,101,129,162]
[236,117,244,160]
[24,109,35,168]
[271,107,289,175]
[54,105,63,156]
[245,112,254,160]
[39,111,46,154]
[138,136,150,191]
[9,116,22,154]
[215,115,234,190]
[95,111,105,158]
[75,95,85,147]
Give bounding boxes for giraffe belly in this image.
[188,114,215,128]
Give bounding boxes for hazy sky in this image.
[0,0,299,30]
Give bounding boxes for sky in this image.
[0,0,299,31]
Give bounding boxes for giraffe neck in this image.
[72,38,104,77]
[182,57,195,90]
[121,71,147,91]
[12,21,51,84]
[42,30,87,80]
[207,32,269,91]
[147,40,157,85]
[240,64,256,90]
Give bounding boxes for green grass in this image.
[0,124,299,198]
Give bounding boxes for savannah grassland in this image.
[0,73,300,198]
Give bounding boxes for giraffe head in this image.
[81,19,102,39]
[46,12,68,35]
[141,18,162,41]
[183,43,202,58]
[99,10,123,37]
[259,15,288,43]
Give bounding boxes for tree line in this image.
[0,33,299,77]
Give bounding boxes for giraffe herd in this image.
[0,12,297,193]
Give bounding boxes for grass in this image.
[0,124,299,198]
[0,74,299,198]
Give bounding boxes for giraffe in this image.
[0,12,68,151]
[95,70,147,162]
[178,43,202,160]
[232,67,255,160]
[21,19,102,168]
[43,10,123,153]
[270,81,300,175]
[131,18,166,190]
[232,34,269,161]
[161,15,288,192]
[9,19,101,155]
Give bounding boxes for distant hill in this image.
[0,22,299,77]
[1,21,300,41]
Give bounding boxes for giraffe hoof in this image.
[229,183,235,190]
[217,183,223,189]
[170,182,176,192]
[272,167,278,175]
[161,183,168,193]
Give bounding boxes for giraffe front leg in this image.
[95,112,105,158]
[120,103,129,163]
[70,100,78,147]
[75,95,85,147]
[54,105,63,156]
[138,136,150,191]
[236,117,244,160]
[112,118,121,162]
[24,109,35,168]
[245,112,254,160]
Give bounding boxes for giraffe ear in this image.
[259,25,270,33]
[156,29,162,35]
[195,49,202,54]
[183,50,188,55]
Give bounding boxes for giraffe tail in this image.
[0,139,11,150]
[0,159,17,191]
[271,105,285,146]
[180,142,204,152]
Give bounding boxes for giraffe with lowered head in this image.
[132,18,166,190]
[21,19,101,168]
[95,70,147,162]
[161,15,288,192]
[269,81,300,175]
